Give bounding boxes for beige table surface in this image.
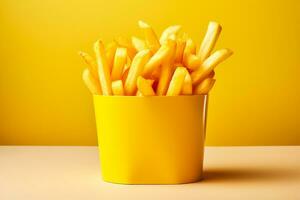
[0,146,299,200]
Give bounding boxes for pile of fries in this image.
[80,21,232,96]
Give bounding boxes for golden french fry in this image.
[79,51,98,79]
[82,68,102,95]
[138,20,160,52]
[114,36,136,59]
[166,66,188,96]
[142,44,172,77]
[137,76,155,96]
[156,38,177,95]
[159,25,182,45]
[111,47,127,80]
[181,72,193,95]
[174,39,186,63]
[125,49,151,95]
[111,80,125,95]
[94,40,113,95]
[183,38,196,66]
[191,48,233,85]
[197,21,222,62]
[185,54,202,71]
[132,36,147,51]
[194,78,216,94]
[105,41,118,72]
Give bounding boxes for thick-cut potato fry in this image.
[191,48,233,85]
[136,90,143,96]
[137,76,155,96]
[82,68,102,95]
[111,47,127,80]
[142,44,172,77]
[105,41,118,72]
[183,38,196,66]
[114,36,136,59]
[197,21,222,62]
[138,20,160,52]
[181,72,193,95]
[194,78,216,94]
[159,25,182,45]
[132,36,147,51]
[111,80,124,95]
[94,40,112,95]
[166,67,188,96]
[125,49,151,95]
[174,39,186,63]
[79,51,98,79]
[156,38,177,95]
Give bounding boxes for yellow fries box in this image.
[93,95,208,184]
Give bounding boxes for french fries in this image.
[194,78,216,94]
[112,80,124,95]
[132,36,147,51]
[166,67,188,96]
[197,21,222,62]
[79,51,98,79]
[111,47,127,80]
[94,40,113,95]
[142,44,172,77]
[137,76,155,96]
[138,20,160,52]
[82,68,102,95]
[191,48,233,85]
[159,25,182,45]
[181,72,193,95]
[105,41,118,72]
[124,49,151,95]
[156,38,177,95]
[80,21,232,96]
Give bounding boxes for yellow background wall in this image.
[0,0,299,145]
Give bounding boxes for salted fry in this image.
[138,20,160,52]
[137,76,155,96]
[191,48,233,85]
[94,40,112,95]
[166,67,188,96]
[114,36,136,59]
[79,51,98,79]
[194,78,216,94]
[82,68,102,95]
[159,25,182,45]
[105,41,118,72]
[197,21,222,62]
[132,36,147,51]
[111,80,124,95]
[142,44,172,77]
[174,39,186,63]
[183,38,196,66]
[125,49,151,95]
[111,47,127,80]
[181,72,193,95]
